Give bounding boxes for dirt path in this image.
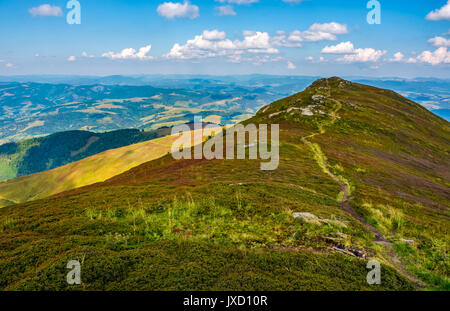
[301,83,388,242]
[301,82,423,288]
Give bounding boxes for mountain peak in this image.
[307,76,352,89]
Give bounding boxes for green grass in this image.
[0,77,448,290]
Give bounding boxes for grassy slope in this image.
[0,129,212,207]
[0,78,448,290]
[0,129,171,182]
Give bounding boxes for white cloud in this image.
[271,31,302,47]
[420,101,442,110]
[5,63,13,68]
[309,22,348,35]
[338,48,386,63]
[391,52,404,62]
[216,5,236,16]
[67,56,76,62]
[249,55,283,65]
[305,56,326,63]
[102,45,153,60]
[272,22,348,47]
[236,31,278,53]
[287,61,296,69]
[29,4,63,17]
[165,30,279,62]
[164,23,347,63]
[417,47,450,65]
[202,30,227,40]
[426,0,450,21]
[388,52,417,63]
[216,0,258,4]
[283,0,305,3]
[321,41,354,54]
[81,51,95,58]
[321,41,387,64]
[157,1,199,19]
[294,29,337,42]
[428,36,450,47]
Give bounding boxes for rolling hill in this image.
[0,127,217,208]
[0,128,171,181]
[0,78,448,290]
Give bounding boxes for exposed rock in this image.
[293,212,347,227]
[293,212,318,220]
[300,107,314,116]
[287,107,301,113]
[399,238,415,244]
[268,111,282,118]
[312,94,325,101]
[293,212,321,225]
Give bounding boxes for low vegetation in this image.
[0,77,448,290]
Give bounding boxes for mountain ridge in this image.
[0,77,448,290]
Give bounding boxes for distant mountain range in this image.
[0,76,448,146]
[0,81,281,144]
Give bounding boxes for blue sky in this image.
[0,0,449,77]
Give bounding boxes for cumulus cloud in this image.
[102,45,153,60]
[157,1,199,19]
[165,23,348,63]
[308,22,348,35]
[338,48,387,63]
[29,4,63,17]
[391,52,404,62]
[216,5,236,16]
[287,61,296,69]
[202,30,227,40]
[67,56,76,62]
[271,22,348,47]
[81,51,95,58]
[321,41,355,54]
[271,31,302,47]
[388,52,417,63]
[417,47,450,65]
[428,36,450,47]
[305,56,325,63]
[165,30,279,62]
[426,0,450,21]
[320,41,386,63]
